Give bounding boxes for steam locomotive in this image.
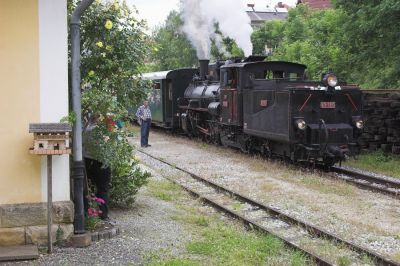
[141,56,363,166]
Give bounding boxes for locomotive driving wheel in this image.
[239,134,251,153]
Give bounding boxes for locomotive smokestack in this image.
[199,59,209,80]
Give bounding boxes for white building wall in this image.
[38,0,70,202]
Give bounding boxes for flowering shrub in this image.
[85,194,105,231]
[68,1,151,206]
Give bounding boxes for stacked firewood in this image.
[359,91,400,154]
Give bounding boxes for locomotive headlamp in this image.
[355,120,364,129]
[295,119,307,130]
[352,116,364,129]
[323,73,338,87]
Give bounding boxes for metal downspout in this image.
[71,0,94,234]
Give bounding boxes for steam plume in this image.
[180,0,253,59]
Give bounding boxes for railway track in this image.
[329,166,400,199]
[362,89,399,94]
[138,149,399,266]
[149,129,400,199]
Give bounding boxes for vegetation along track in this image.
[138,150,399,266]
[329,166,400,199]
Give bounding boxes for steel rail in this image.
[138,150,400,266]
[362,90,399,94]
[330,166,400,198]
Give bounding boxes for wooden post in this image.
[47,155,53,254]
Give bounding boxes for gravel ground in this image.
[1,165,191,266]
[131,127,400,261]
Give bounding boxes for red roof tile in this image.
[300,0,332,9]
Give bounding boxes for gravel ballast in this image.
[0,164,191,266]
[131,128,400,261]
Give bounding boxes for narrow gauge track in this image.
[138,150,399,266]
[330,166,400,198]
[362,89,399,94]
[151,128,400,199]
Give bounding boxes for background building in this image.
[297,0,332,9]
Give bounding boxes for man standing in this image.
[136,100,152,147]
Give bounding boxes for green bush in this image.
[85,123,150,207]
[110,163,150,207]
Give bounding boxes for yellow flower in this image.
[106,45,113,51]
[113,2,119,10]
[88,70,95,77]
[105,19,113,30]
[153,47,159,52]
[96,41,103,48]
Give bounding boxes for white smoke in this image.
[180,0,253,59]
[212,33,230,58]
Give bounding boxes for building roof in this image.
[247,11,288,28]
[298,0,332,9]
[29,123,72,133]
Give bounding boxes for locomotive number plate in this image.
[320,102,336,108]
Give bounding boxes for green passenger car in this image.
[140,68,197,129]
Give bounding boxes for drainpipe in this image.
[71,0,94,234]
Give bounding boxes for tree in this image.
[251,5,350,81]
[211,24,245,60]
[149,11,247,71]
[68,0,150,207]
[78,1,150,118]
[333,0,400,88]
[149,10,198,71]
[251,2,400,88]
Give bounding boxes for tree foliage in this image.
[149,11,246,71]
[77,1,151,118]
[252,5,348,81]
[252,2,400,88]
[148,10,198,71]
[333,0,400,88]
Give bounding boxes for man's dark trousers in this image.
[141,119,151,147]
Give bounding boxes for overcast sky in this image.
[125,0,298,29]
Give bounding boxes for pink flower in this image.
[95,197,105,204]
[88,208,99,217]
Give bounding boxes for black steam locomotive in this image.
[141,56,363,166]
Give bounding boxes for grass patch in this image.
[145,179,313,266]
[300,175,355,196]
[146,180,183,202]
[337,255,351,266]
[124,122,140,136]
[344,150,400,179]
[171,214,210,227]
[147,257,200,266]
[187,225,283,265]
[392,252,400,262]
[197,142,209,149]
[361,254,376,265]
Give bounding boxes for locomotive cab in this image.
[241,61,363,165]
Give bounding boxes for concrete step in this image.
[0,245,39,262]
